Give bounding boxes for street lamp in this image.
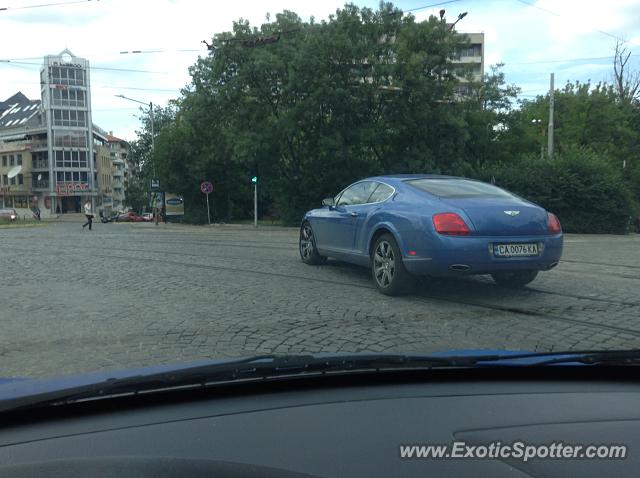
[115,93,159,222]
[115,94,155,167]
[448,12,468,31]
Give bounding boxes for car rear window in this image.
[406,179,515,199]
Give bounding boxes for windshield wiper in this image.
[2,350,639,413]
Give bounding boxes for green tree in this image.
[170,3,470,222]
[124,104,177,212]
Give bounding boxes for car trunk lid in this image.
[440,197,548,236]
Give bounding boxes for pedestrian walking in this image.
[82,200,93,230]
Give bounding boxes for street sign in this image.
[200,181,213,194]
[151,179,160,191]
[200,181,213,226]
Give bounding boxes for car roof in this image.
[365,174,463,185]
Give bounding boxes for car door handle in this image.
[349,212,359,217]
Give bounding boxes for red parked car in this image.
[116,211,146,222]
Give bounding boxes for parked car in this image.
[0,208,18,222]
[141,212,153,222]
[300,175,563,295]
[116,211,146,222]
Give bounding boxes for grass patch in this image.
[0,220,47,229]
[228,219,290,227]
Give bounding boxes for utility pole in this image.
[150,102,155,175]
[150,102,158,225]
[547,73,554,159]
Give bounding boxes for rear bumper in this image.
[403,234,563,276]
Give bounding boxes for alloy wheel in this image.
[300,224,314,260]
[373,240,395,288]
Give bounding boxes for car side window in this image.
[368,183,394,203]
[336,181,378,206]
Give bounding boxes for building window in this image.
[17,154,22,166]
[51,88,86,107]
[52,109,86,127]
[56,172,64,182]
[458,44,482,58]
[14,196,28,208]
[54,149,88,168]
[1,156,6,167]
[53,131,88,148]
[18,174,23,185]
[2,174,7,185]
[10,176,16,185]
[50,66,85,86]
[9,155,14,166]
[80,172,88,182]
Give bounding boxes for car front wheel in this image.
[299,222,326,265]
[371,233,412,296]
[491,270,539,287]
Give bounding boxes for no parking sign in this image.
[200,181,213,194]
[200,181,213,225]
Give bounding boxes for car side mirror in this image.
[322,198,335,208]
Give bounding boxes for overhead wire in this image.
[0,59,167,74]
[0,0,97,12]
[514,0,625,42]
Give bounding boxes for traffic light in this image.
[251,176,258,184]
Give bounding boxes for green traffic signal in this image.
[251,176,258,183]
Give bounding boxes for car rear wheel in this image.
[371,234,412,296]
[299,222,326,265]
[491,270,539,287]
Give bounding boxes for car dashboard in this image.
[0,369,637,477]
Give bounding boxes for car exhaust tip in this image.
[547,262,559,270]
[449,264,471,272]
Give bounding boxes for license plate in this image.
[493,243,539,258]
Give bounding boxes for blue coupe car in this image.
[300,175,563,295]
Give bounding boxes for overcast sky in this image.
[1,0,639,140]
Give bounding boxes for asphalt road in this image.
[1,220,639,378]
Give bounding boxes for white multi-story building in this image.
[0,49,123,215]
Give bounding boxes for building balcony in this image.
[452,56,482,64]
[32,160,49,170]
[27,140,49,150]
[32,180,50,189]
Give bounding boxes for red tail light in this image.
[548,212,562,234]
[433,212,470,236]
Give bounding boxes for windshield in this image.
[0,0,639,385]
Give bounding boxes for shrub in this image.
[478,148,634,234]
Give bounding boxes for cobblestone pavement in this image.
[1,221,639,378]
